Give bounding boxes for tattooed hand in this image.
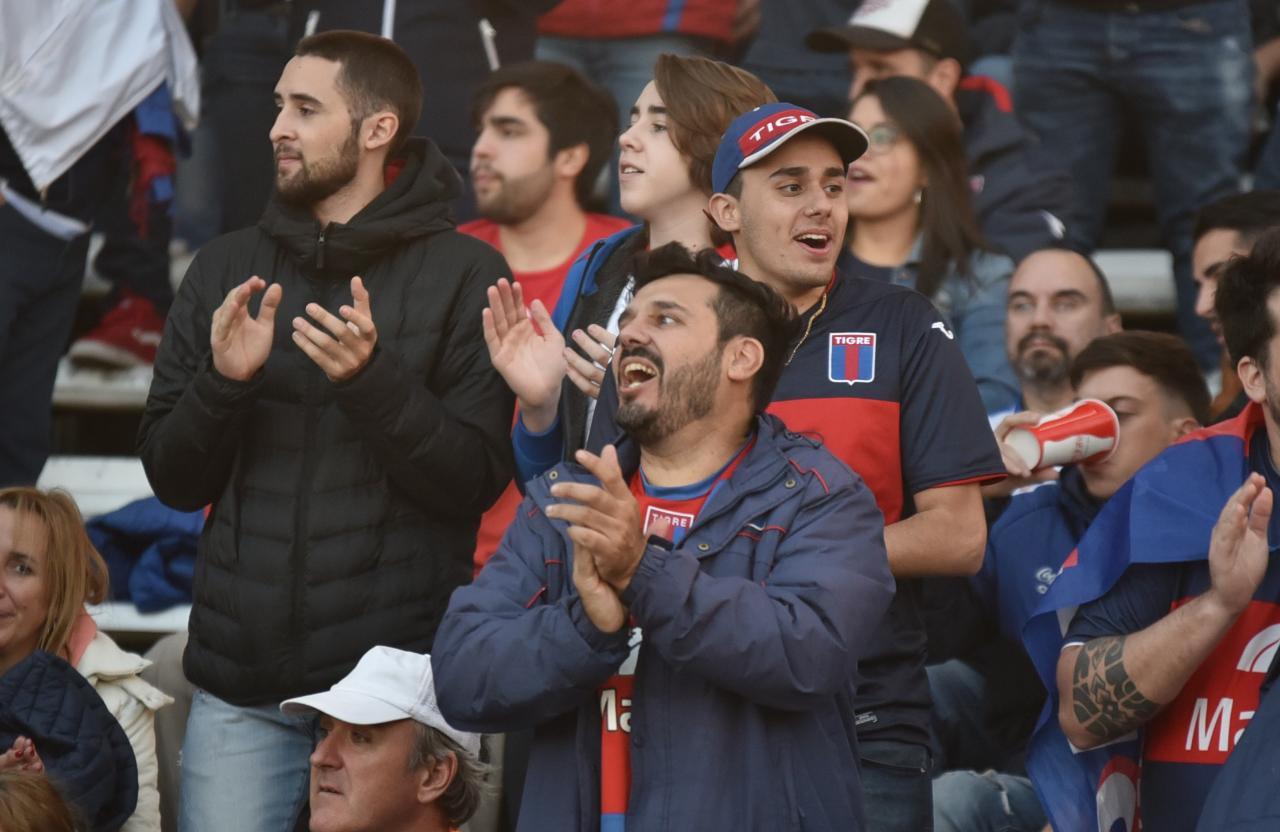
[1068,637,1159,744]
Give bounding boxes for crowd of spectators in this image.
[5,0,1280,830]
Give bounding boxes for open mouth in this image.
[619,357,660,390]
[316,784,341,796]
[619,161,645,178]
[847,166,874,184]
[793,231,833,255]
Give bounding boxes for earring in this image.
[913,188,924,205]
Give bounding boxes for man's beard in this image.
[274,128,360,210]
[1265,368,1280,428]
[1015,331,1072,385]
[474,164,555,225]
[615,344,721,447]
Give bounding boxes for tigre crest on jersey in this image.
[828,332,876,385]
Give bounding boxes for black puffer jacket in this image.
[139,139,514,705]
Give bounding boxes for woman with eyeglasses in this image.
[844,76,1019,414]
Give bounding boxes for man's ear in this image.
[362,110,400,152]
[708,193,742,235]
[1240,355,1267,406]
[554,143,590,181]
[926,57,962,99]
[1103,313,1123,335]
[725,336,765,385]
[417,751,458,805]
[1170,415,1200,439]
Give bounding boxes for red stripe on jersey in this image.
[932,472,1005,488]
[769,397,904,523]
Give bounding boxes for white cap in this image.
[281,646,480,758]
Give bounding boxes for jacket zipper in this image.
[316,227,327,270]
[291,277,326,683]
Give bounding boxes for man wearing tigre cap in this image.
[280,647,484,832]
[706,102,1006,832]
[806,0,1071,264]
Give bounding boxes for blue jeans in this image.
[1013,0,1253,371]
[934,770,1046,832]
[860,740,933,832]
[179,689,314,832]
[535,33,711,214]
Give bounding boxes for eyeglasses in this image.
[863,123,902,155]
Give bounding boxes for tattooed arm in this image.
[1056,475,1273,750]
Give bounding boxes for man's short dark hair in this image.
[1069,331,1211,425]
[1217,226,1280,369]
[631,243,801,413]
[1193,190,1280,247]
[407,723,487,828]
[471,61,618,208]
[295,30,423,154]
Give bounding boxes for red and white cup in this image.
[1005,399,1120,471]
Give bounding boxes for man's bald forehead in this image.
[1013,248,1111,307]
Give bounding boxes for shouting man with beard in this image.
[139,30,514,832]
[432,244,895,830]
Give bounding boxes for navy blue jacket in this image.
[976,466,1102,643]
[434,415,894,831]
[0,651,138,832]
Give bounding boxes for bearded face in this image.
[274,123,361,210]
[615,342,721,447]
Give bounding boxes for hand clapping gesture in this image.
[1207,473,1273,617]
[0,737,42,773]
[211,276,282,382]
[292,276,379,382]
[482,279,569,432]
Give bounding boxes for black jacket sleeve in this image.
[330,244,515,516]
[137,254,263,511]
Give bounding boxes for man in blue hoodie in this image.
[432,243,894,831]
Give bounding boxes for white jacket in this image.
[76,631,174,832]
[0,0,199,191]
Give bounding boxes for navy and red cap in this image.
[712,102,868,195]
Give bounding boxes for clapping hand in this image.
[546,447,647,594]
[292,276,378,382]
[1207,473,1273,617]
[211,276,282,381]
[564,324,617,400]
[482,279,567,431]
[0,737,42,773]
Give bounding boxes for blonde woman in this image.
[0,487,171,831]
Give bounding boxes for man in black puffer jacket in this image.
[138,31,513,832]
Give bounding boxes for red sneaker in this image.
[68,293,166,368]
